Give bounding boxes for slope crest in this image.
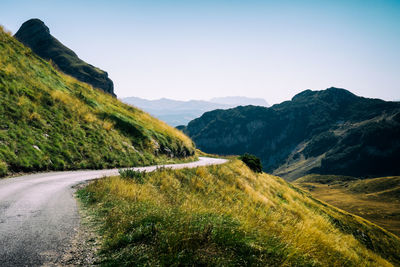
[14,19,115,96]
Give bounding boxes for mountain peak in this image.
[14,19,115,96]
[17,18,49,34]
[325,87,356,95]
[291,87,356,102]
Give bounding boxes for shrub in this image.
[119,168,146,184]
[239,153,263,173]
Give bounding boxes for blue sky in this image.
[1,0,399,104]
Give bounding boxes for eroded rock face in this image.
[15,19,115,96]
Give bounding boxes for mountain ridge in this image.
[14,18,115,96]
[182,87,400,180]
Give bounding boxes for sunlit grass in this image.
[295,174,400,237]
[79,160,400,266]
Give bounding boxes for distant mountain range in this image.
[14,19,115,96]
[181,87,400,180]
[210,96,269,106]
[121,96,269,126]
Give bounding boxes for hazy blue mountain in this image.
[121,96,269,126]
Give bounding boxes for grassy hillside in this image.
[0,26,194,177]
[295,174,400,237]
[78,160,400,266]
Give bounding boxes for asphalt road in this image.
[0,157,227,266]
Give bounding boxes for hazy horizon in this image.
[1,0,399,105]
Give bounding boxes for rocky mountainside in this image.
[122,96,268,126]
[14,19,115,96]
[181,88,400,180]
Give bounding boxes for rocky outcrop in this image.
[14,19,115,96]
[182,88,400,180]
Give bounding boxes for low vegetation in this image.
[118,168,147,184]
[239,153,263,173]
[0,26,195,177]
[295,174,400,237]
[295,174,359,184]
[78,160,400,266]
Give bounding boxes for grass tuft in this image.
[119,169,147,184]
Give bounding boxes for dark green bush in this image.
[119,168,147,184]
[239,153,263,173]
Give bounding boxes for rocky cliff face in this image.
[182,88,400,180]
[14,19,115,96]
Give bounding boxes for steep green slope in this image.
[0,26,194,177]
[182,88,400,180]
[78,160,400,266]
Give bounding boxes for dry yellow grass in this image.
[62,72,194,149]
[59,70,194,152]
[102,120,113,131]
[82,160,400,266]
[295,176,400,237]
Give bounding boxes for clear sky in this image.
[1,0,399,104]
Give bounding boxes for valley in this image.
[294,175,400,237]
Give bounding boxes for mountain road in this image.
[0,157,227,266]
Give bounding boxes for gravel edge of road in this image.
[58,182,102,266]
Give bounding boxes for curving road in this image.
[0,157,227,266]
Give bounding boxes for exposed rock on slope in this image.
[14,18,115,96]
[182,88,400,180]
